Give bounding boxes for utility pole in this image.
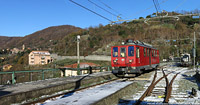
[193,32,196,71]
[77,35,80,69]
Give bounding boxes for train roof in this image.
[113,40,156,49]
[126,40,153,47]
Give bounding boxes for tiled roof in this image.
[30,51,50,55]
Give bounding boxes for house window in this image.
[41,56,45,59]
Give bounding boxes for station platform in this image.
[0,71,116,105]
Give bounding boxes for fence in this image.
[0,66,112,85]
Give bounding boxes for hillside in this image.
[54,13,200,61]
[0,25,82,50]
[0,36,22,49]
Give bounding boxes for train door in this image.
[136,47,140,66]
[149,48,151,67]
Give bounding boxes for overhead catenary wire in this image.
[88,0,118,17]
[98,0,120,14]
[153,0,160,15]
[155,0,162,12]
[97,0,126,18]
[174,0,187,11]
[69,0,112,22]
[127,0,169,19]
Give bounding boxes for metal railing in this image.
[0,66,112,85]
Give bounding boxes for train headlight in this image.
[131,67,136,69]
[113,59,118,63]
[129,59,133,62]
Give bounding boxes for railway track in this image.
[22,70,153,105]
[21,65,169,105]
[135,68,179,105]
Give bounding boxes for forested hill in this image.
[0,25,82,50]
[0,36,22,49]
[54,13,200,60]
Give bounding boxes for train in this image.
[180,53,191,67]
[111,39,160,76]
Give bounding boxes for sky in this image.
[0,0,199,37]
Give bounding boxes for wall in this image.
[51,54,111,61]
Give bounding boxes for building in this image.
[61,62,102,76]
[11,48,21,54]
[3,64,12,71]
[29,51,53,65]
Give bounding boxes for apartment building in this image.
[29,51,52,65]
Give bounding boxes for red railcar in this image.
[111,40,159,75]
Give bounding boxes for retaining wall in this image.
[51,54,111,61]
[0,72,116,105]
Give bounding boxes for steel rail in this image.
[162,68,169,99]
[135,70,157,105]
[163,73,179,103]
[136,69,171,105]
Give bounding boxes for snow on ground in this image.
[41,80,133,105]
[126,65,200,104]
[0,71,112,95]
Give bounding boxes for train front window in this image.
[113,47,118,57]
[128,46,134,56]
[120,47,126,57]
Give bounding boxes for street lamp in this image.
[77,35,80,69]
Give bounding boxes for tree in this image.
[139,17,144,19]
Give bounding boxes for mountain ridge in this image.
[0,25,82,49]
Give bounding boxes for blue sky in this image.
[0,0,199,37]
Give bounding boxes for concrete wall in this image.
[0,72,116,105]
[51,54,111,61]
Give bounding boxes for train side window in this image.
[155,50,157,57]
[152,50,154,57]
[147,48,149,56]
[120,47,126,57]
[113,47,118,57]
[128,46,134,56]
[136,47,140,58]
[144,48,146,57]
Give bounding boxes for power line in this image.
[88,0,118,17]
[98,0,120,14]
[155,0,162,12]
[127,0,169,19]
[69,0,112,22]
[153,0,162,15]
[174,0,187,11]
[97,0,125,18]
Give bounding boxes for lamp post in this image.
[77,35,80,69]
[193,32,196,71]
